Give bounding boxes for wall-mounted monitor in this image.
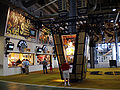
[37,48,43,53]
[30,29,36,38]
[7,43,14,50]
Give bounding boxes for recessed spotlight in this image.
[112,9,116,11]
[116,23,118,26]
[110,20,114,22]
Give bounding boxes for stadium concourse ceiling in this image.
[1,0,120,18]
[1,0,120,43]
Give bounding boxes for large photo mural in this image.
[5,9,37,42]
[39,26,54,45]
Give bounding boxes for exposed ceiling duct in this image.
[88,0,97,13]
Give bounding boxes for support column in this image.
[114,27,118,67]
[68,0,76,33]
[114,12,119,67]
[90,47,95,68]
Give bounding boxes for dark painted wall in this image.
[0,3,9,36]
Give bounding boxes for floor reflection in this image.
[0,80,93,90]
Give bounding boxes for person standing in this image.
[22,59,30,74]
[61,60,71,86]
[25,59,30,74]
[42,58,48,74]
[16,59,22,66]
[50,64,53,72]
[21,59,26,74]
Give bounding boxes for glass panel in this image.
[61,34,76,64]
[8,53,34,67]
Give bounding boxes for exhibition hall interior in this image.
[0,0,120,90]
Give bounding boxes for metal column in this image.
[114,12,119,66]
[68,0,76,33]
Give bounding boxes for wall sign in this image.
[17,40,27,52]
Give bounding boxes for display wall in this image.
[0,3,56,76]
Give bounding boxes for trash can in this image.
[109,60,117,68]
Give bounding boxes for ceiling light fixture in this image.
[112,9,116,11]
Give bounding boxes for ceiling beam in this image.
[34,0,57,12]
[47,5,57,13]
[42,8,52,15]
[48,0,58,9]
[21,0,37,8]
[52,1,58,9]
[35,3,51,14]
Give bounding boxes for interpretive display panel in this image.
[37,54,50,65]
[61,34,76,64]
[39,27,54,45]
[5,9,37,42]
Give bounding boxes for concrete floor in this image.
[0,80,101,90]
[1,62,120,90]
